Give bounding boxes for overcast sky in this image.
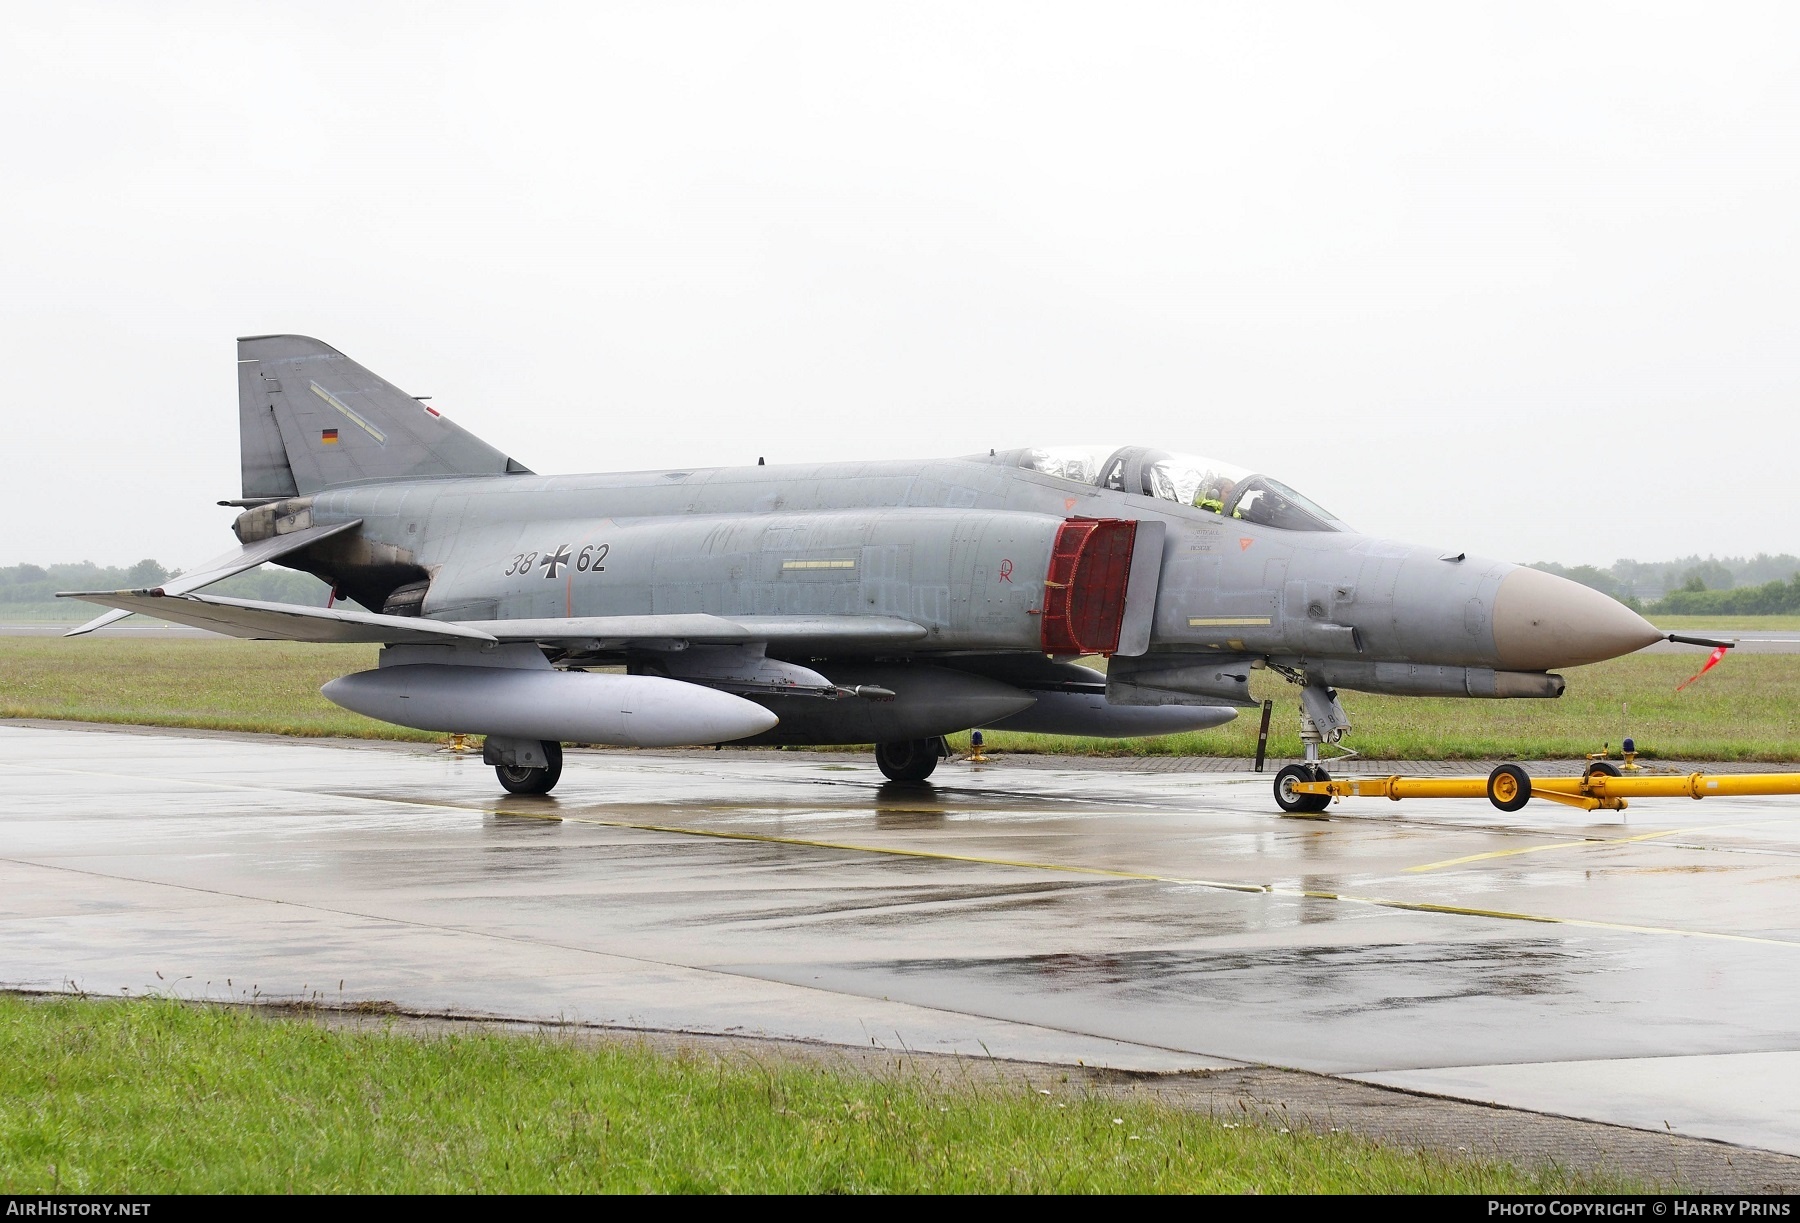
[3,2,1796,569]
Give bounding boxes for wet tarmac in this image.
[5,722,1800,1159]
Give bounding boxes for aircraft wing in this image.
[54,590,923,651]
[62,519,364,636]
[465,615,930,649]
[56,590,495,644]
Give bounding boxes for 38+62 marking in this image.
[503,542,608,579]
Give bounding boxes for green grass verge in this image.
[3,638,1795,761]
[0,638,426,740]
[964,652,1800,762]
[0,995,1632,1194]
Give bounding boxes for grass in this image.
[972,651,1800,761]
[3,638,1795,761]
[0,995,1633,1194]
[0,638,425,740]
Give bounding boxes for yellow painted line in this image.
[1337,895,1800,949]
[781,559,856,570]
[1403,822,1772,873]
[520,811,1274,893]
[513,812,1800,948]
[1187,616,1271,627]
[9,756,1798,950]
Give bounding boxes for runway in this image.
[6,723,1800,1161]
[0,621,215,637]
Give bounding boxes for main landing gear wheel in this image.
[875,738,940,783]
[496,741,563,795]
[1487,763,1532,812]
[1274,763,1331,814]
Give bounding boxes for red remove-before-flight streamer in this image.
[1675,645,1729,692]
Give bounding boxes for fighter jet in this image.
[63,335,1683,807]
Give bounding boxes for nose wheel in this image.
[1264,674,1355,813]
[1274,763,1332,814]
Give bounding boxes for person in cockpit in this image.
[1195,477,1238,515]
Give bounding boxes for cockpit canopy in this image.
[1011,445,1349,533]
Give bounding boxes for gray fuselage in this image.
[286,451,1527,678]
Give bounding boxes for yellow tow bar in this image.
[1277,763,1800,814]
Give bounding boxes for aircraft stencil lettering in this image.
[63,335,1682,803]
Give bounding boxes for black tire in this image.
[1584,760,1623,780]
[875,738,940,783]
[1274,763,1331,814]
[1487,763,1532,812]
[496,741,564,795]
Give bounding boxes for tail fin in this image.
[236,334,533,498]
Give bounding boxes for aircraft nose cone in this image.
[1492,566,1662,670]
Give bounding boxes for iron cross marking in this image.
[540,544,573,579]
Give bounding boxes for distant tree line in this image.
[0,560,331,609]
[1648,574,1800,616]
[1527,554,1800,615]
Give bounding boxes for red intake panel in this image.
[1041,517,1139,655]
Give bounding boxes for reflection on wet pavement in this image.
[4,723,1800,1153]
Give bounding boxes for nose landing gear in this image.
[1274,762,1331,814]
[1270,678,1355,814]
[1296,684,1352,767]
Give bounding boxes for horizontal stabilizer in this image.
[57,590,494,644]
[62,520,362,636]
